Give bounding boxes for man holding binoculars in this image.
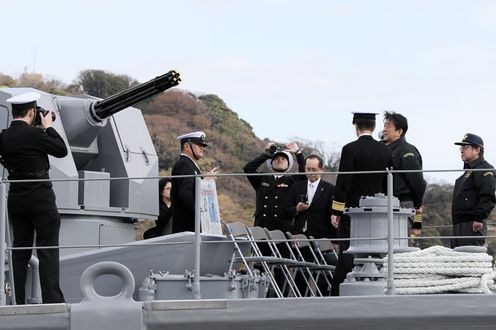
[244,141,305,233]
[0,92,67,304]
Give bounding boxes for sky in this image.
[2,0,496,183]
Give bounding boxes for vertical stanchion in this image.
[192,175,202,299]
[0,182,6,305]
[386,169,395,295]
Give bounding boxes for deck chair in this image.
[223,222,284,298]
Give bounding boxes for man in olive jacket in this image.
[452,133,496,248]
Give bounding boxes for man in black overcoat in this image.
[330,112,392,296]
[0,92,67,304]
[284,154,336,239]
[171,131,218,233]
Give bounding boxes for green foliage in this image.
[0,73,16,87]
[141,89,264,225]
[76,69,138,98]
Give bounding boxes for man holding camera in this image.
[0,92,67,304]
[244,142,305,233]
[284,154,336,239]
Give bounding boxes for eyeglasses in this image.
[459,145,472,151]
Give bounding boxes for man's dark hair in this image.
[472,145,484,159]
[306,154,324,168]
[384,111,408,137]
[354,118,376,131]
[12,107,33,119]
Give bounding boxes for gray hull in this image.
[59,232,241,302]
[1,294,496,329]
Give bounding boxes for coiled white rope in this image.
[383,245,496,294]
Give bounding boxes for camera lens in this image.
[34,106,56,125]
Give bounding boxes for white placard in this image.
[200,180,222,235]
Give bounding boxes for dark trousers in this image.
[331,215,353,296]
[11,210,65,304]
[451,221,487,248]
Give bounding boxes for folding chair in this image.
[310,237,339,269]
[247,226,303,297]
[289,234,336,296]
[224,222,285,298]
[266,229,322,297]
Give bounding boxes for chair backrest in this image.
[227,222,250,238]
[248,226,269,241]
[314,238,334,253]
[265,229,287,243]
[292,234,311,248]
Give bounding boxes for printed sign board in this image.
[200,180,222,235]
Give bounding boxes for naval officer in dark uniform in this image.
[244,142,305,234]
[0,92,67,304]
[330,112,392,296]
[452,133,496,247]
[170,131,218,233]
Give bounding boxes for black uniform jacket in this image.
[284,179,336,239]
[244,152,305,233]
[171,154,201,233]
[0,121,67,213]
[331,135,392,216]
[388,137,426,208]
[452,157,496,225]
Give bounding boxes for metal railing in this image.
[1,166,495,305]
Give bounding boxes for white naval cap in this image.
[176,131,208,146]
[266,150,294,173]
[6,92,40,110]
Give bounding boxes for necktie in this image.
[308,183,316,204]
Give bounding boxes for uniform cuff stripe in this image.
[332,201,345,212]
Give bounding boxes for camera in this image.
[268,143,284,155]
[299,194,308,204]
[34,106,56,126]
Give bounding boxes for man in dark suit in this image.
[284,154,336,239]
[244,142,305,234]
[330,112,392,296]
[171,131,218,233]
[0,92,67,304]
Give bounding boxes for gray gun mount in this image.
[0,70,181,256]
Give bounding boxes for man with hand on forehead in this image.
[170,131,218,233]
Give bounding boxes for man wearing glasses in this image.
[452,133,496,248]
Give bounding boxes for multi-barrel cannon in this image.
[0,70,181,252]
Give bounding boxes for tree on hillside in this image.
[0,73,16,87]
[76,70,139,98]
[18,72,46,89]
[291,137,341,172]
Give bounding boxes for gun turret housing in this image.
[0,69,181,238]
